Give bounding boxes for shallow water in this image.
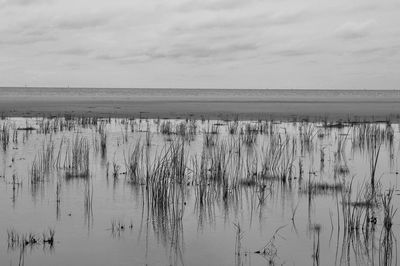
[0,117,399,266]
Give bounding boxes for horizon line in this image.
[0,86,399,91]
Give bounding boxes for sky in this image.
[0,0,399,89]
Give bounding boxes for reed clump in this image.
[341,181,379,233]
[65,135,90,178]
[125,139,144,184]
[110,219,133,237]
[30,139,55,184]
[260,136,295,182]
[160,120,172,135]
[379,188,397,266]
[382,189,396,231]
[7,228,55,250]
[0,122,11,151]
[99,124,107,157]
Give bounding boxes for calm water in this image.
[1,87,400,101]
[0,117,399,265]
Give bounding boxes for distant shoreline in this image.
[1,86,400,91]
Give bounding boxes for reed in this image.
[99,124,107,157]
[30,138,55,184]
[146,123,152,146]
[234,222,243,258]
[84,179,93,225]
[65,135,90,178]
[7,228,55,250]
[254,225,286,264]
[110,219,133,237]
[382,189,396,231]
[260,135,295,182]
[125,139,144,184]
[160,120,172,135]
[300,123,316,152]
[341,181,378,233]
[378,188,397,266]
[1,122,11,151]
[112,161,120,179]
[370,142,381,195]
[228,121,238,135]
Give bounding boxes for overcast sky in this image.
[0,0,399,89]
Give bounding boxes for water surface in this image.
[0,117,399,265]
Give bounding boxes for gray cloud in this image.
[57,14,111,30]
[0,0,50,6]
[148,43,257,60]
[335,20,376,39]
[171,8,308,34]
[274,48,318,57]
[349,45,400,57]
[177,0,255,12]
[96,41,258,65]
[0,34,56,45]
[57,48,92,55]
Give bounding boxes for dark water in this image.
[1,87,400,101]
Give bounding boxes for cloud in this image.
[57,48,92,55]
[151,43,257,60]
[171,8,308,34]
[57,14,112,30]
[0,18,56,46]
[0,34,56,45]
[177,0,253,12]
[349,45,400,57]
[0,0,50,6]
[96,41,258,64]
[335,20,376,39]
[274,48,317,57]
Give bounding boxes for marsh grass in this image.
[379,189,398,266]
[254,225,286,265]
[300,123,316,152]
[241,123,258,146]
[99,124,107,157]
[30,138,55,184]
[228,121,238,135]
[110,219,133,237]
[260,136,295,182]
[84,179,93,227]
[204,132,217,147]
[1,122,11,151]
[65,135,90,178]
[382,189,396,231]
[125,139,144,184]
[160,120,172,135]
[370,142,381,195]
[234,222,245,266]
[146,123,152,146]
[112,160,120,179]
[340,180,380,234]
[7,228,55,250]
[4,116,400,265]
